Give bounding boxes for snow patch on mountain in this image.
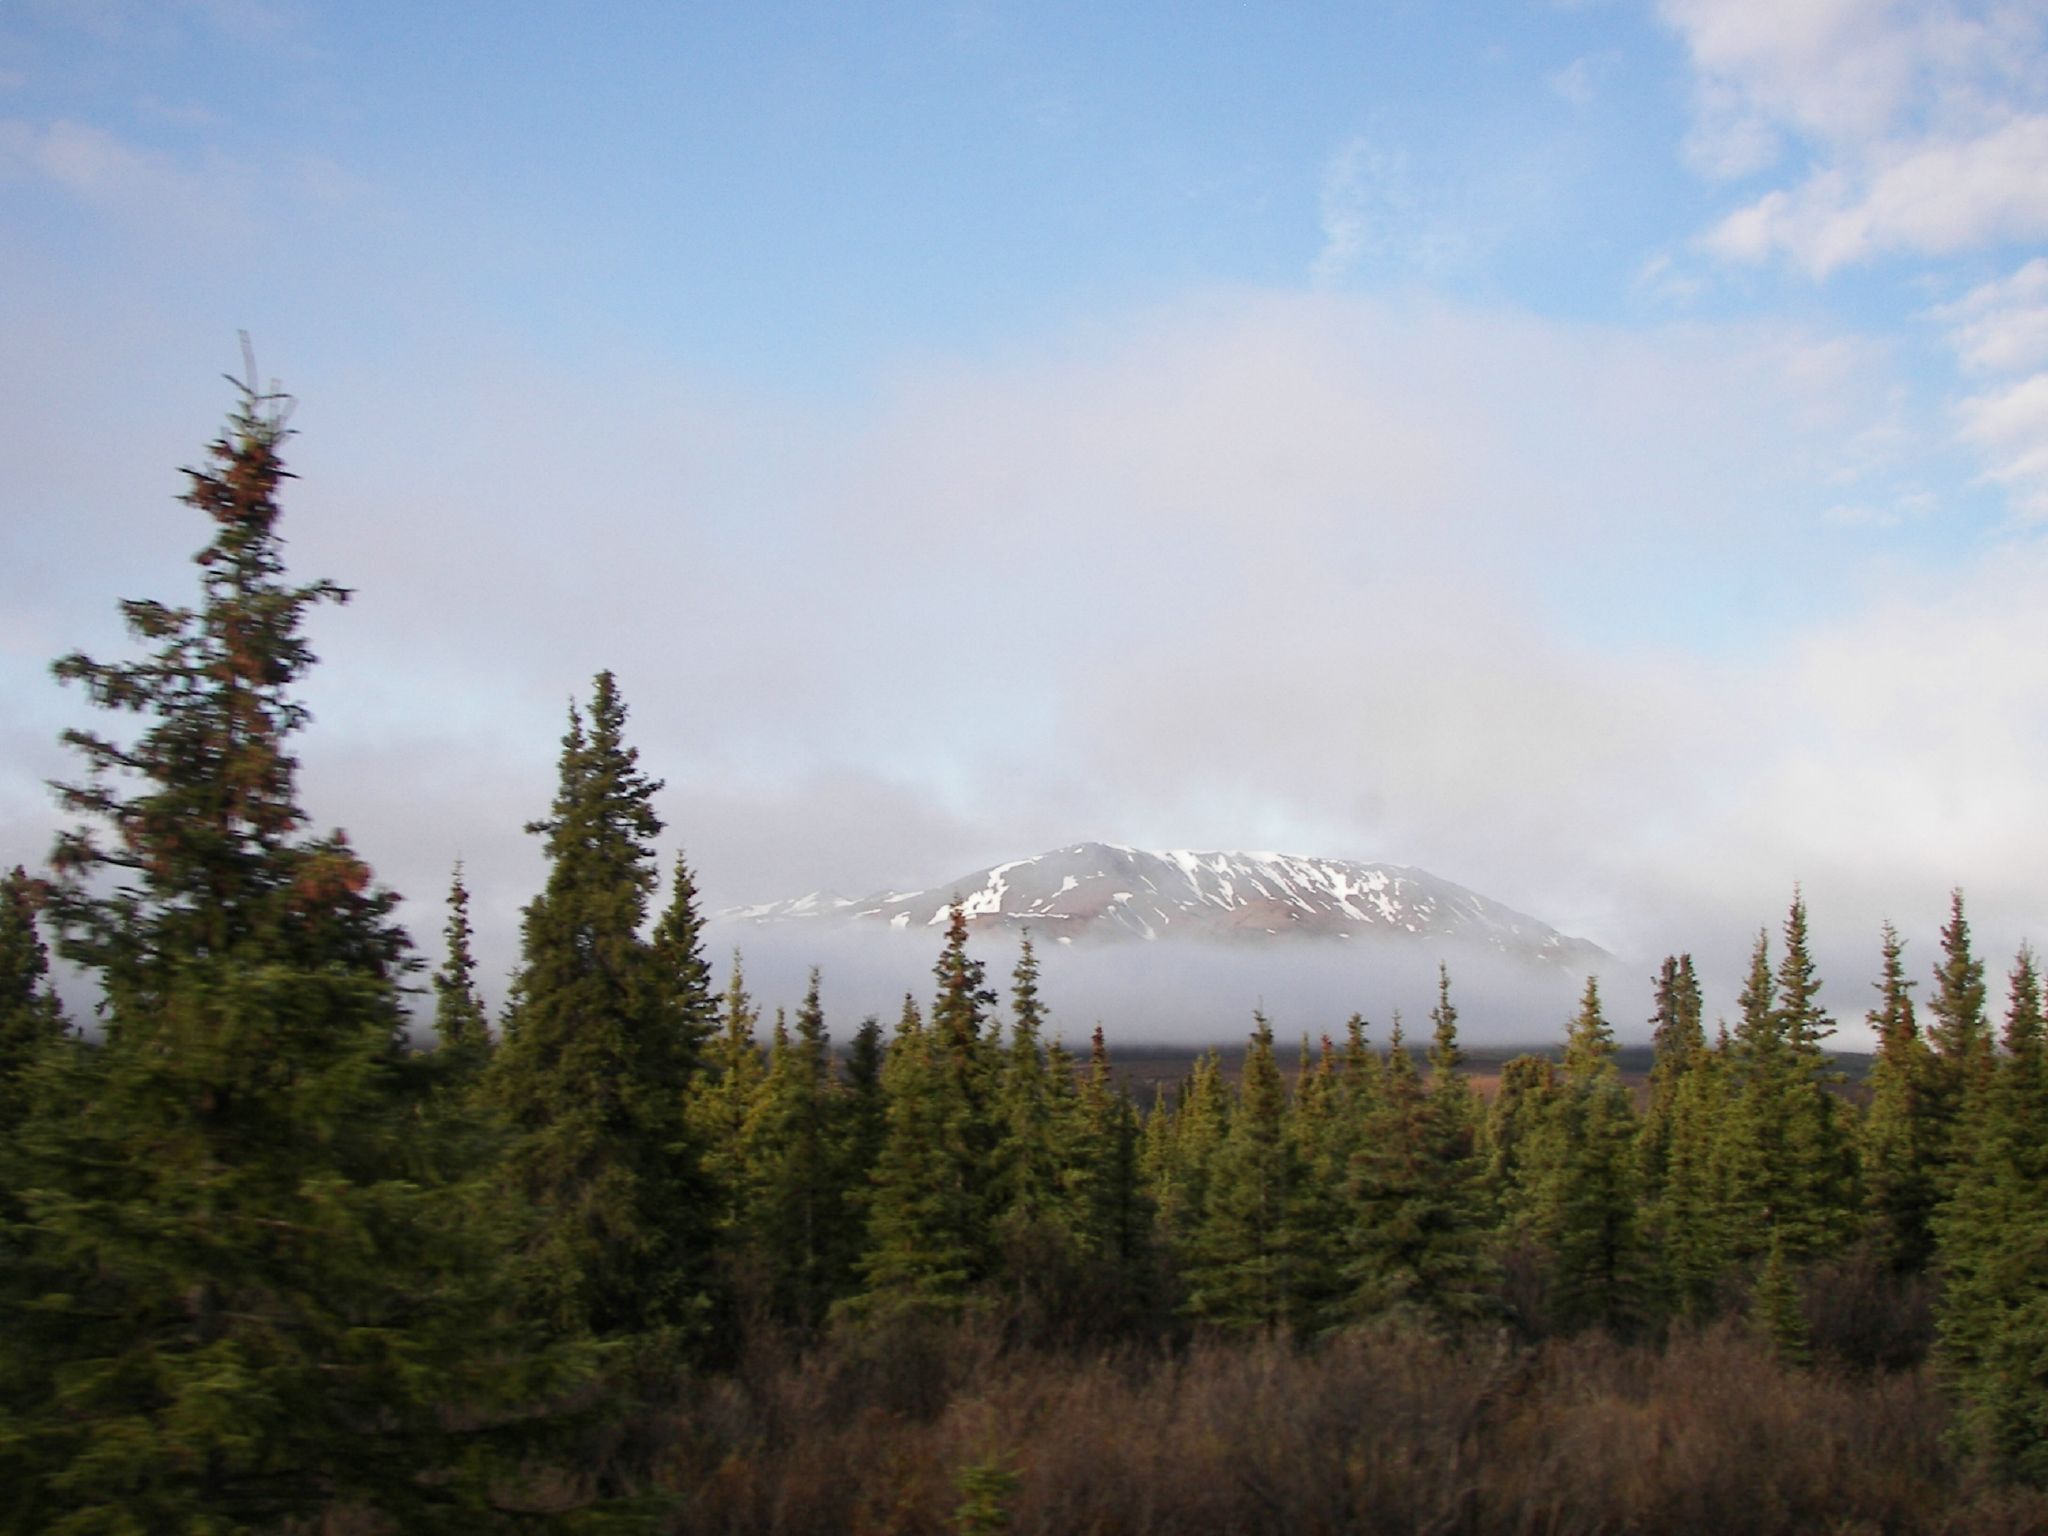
[721,842,1607,971]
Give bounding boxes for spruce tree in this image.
[1148,1047,1229,1256]
[992,935,1072,1246]
[1637,954,1703,1206]
[1339,1001,1491,1334]
[856,913,1000,1313]
[1924,890,1992,1200]
[1754,1226,1811,1367]
[690,953,768,1241]
[1722,905,1853,1263]
[836,1013,888,1208]
[0,867,66,1121]
[430,863,491,1078]
[1860,922,1936,1271]
[1485,1052,1557,1226]
[2001,946,2046,1138]
[1936,946,2048,1482]
[10,370,578,1532]
[743,970,845,1327]
[1284,1033,1349,1331]
[1070,1027,1154,1326]
[487,672,711,1347]
[859,992,975,1310]
[1658,1032,1734,1319]
[1521,977,1645,1335]
[649,851,720,1063]
[1770,891,1856,1255]
[1185,1013,1304,1330]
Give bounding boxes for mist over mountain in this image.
[711,843,1626,1045]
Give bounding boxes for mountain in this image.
[719,842,1608,972]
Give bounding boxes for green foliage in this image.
[7,372,587,1533]
[1185,1013,1307,1330]
[1722,898,1856,1264]
[1069,1028,1156,1324]
[742,969,852,1328]
[1148,1047,1228,1254]
[1519,978,1646,1335]
[1657,1034,1734,1319]
[691,954,768,1241]
[1938,946,2048,1483]
[487,671,712,1347]
[1861,922,1937,1271]
[1637,954,1702,1205]
[992,935,1072,1247]
[951,1451,1020,1536]
[1924,891,1993,1207]
[0,868,66,1124]
[431,863,491,1080]
[1753,1227,1810,1367]
[856,914,1001,1314]
[1344,980,1495,1335]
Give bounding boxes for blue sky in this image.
[5,0,2048,1035]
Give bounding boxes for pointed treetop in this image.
[1928,887,1989,1067]
[1563,974,1615,1080]
[1428,962,1464,1081]
[431,862,490,1061]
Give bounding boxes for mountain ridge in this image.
[718,841,1608,972]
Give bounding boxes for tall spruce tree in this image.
[1658,1031,1734,1319]
[690,953,768,1242]
[1285,1033,1349,1332]
[1185,1013,1305,1330]
[487,672,711,1347]
[1070,1028,1154,1326]
[859,990,974,1310]
[0,867,66,1122]
[1523,977,1645,1335]
[1719,908,1852,1263]
[431,863,491,1078]
[993,935,1071,1246]
[836,1014,888,1212]
[1861,922,1937,1271]
[1149,1048,1229,1257]
[1924,890,1991,1202]
[743,970,845,1328]
[9,370,578,1533]
[1343,975,1495,1334]
[1938,945,2048,1483]
[1769,890,1856,1256]
[856,914,999,1312]
[1637,954,1703,1206]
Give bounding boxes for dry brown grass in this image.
[637,1315,2048,1536]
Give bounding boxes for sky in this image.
[4,0,2048,1042]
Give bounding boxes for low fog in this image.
[700,920,1635,1051]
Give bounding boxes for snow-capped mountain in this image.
[719,842,1607,971]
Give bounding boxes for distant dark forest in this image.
[5,377,2048,1533]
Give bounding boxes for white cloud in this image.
[1548,52,1618,109]
[1312,136,1396,283]
[1932,259,2048,516]
[1663,0,2048,271]
[7,289,2037,1028]
[0,116,253,237]
[1936,257,2048,373]
[1956,371,2048,517]
[1705,116,2048,274]
[1309,137,1474,285]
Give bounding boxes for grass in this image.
[631,1313,2047,1535]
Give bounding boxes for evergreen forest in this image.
[8,375,2048,1534]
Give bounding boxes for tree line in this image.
[2,376,2046,1531]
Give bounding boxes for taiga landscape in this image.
[6,3,2048,1533]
